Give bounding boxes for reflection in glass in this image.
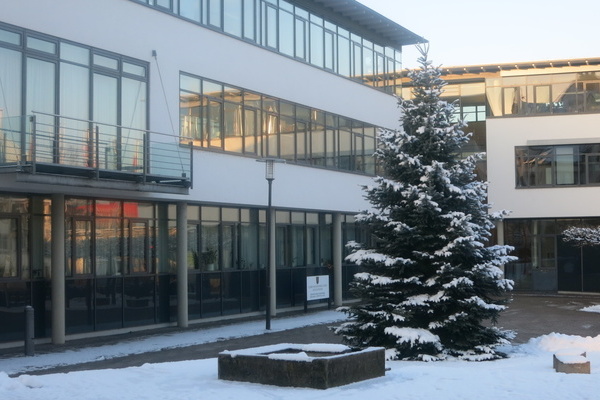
[0,218,17,277]
[27,57,55,163]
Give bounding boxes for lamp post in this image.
[257,158,284,330]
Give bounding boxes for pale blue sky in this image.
[359,0,600,69]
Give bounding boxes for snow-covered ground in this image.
[1,309,599,400]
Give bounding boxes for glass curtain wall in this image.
[504,218,600,293]
[0,195,51,342]
[515,144,600,188]
[132,0,403,93]
[0,192,367,342]
[0,23,148,172]
[179,74,378,174]
[486,70,600,117]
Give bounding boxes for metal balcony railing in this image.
[0,112,192,189]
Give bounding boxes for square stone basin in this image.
[218,343,385,389]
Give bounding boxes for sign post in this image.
[305,275,330,312]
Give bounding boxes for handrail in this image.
[0,113,192,187]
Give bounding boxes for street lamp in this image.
[257,158,285,330]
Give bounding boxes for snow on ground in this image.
[1,310,599,400]
[581,305,600,314]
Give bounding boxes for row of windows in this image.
[0,195,365,280]
[132,0,403,93]
[0,23,148,169]
[180,74,379,174]
[487,72,600,117]
[515,144,600,188]
[504,218,600,292]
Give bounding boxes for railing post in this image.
[189,140,193,188]
[29,115,36,174]
[24,305,34,356]
[143,133,149,181]
[95,125,100,178]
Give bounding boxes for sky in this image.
[359,0,600,69]
[1,308,600,400]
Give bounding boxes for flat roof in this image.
[440,57,600,75]
[295,0,426,48]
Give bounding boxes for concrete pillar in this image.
[269,207,277,317]
[333,213,343,307]
[496,220,506,275]
[51,193,65,345]
[176,202,188,328]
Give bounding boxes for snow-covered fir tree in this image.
[335,49,516,361]
[562,226,600,247]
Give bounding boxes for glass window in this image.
[0,218,18,277]
[324,30,334,70]
[123,62,146,77]
[555,146,577,185]
[155,0,172,9]
[223,0,242,37]
[180,0,201,21]
[60,62,90,167]
[207,100,222,147]
[264,3,277,49]
[27,36,56,54]
[201,222,219,271]
[244,107,257,153]
[222,224,238,269]
[60,42,89,65]
[180,74,201,92]
[310,23,323,67]
[242,0,256,40]
[0,47,22,125]
[279,9,294,56]
[27,57,55,163]
[0,28,20,45]
[93,54,118,70]
[207,0,221,28]
[295,17,307,60]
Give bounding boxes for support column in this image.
[51,193,65,345]
[269,207,277,318]
[496,220,506,275]
[333,213,343,307]
[176,202,188,328]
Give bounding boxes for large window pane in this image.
[310,23,323,67]
[555,146,576,185]
[180,0,201,21]
[27,58,55,163]
[0,47,22,163]
[60,62,89,166]
[0,218,18,277]
[93,73,118,169]
[295,17,307,60]
[243,0,256,40]
[208,0,222,28]
[279,9,293,56]
[223,0,242,37]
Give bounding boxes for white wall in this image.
[487,113,600,219]
[2,0,399,213]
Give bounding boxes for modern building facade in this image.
[0,0,424,346]
[402,58,600,294]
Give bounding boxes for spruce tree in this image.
[336,49,515,361]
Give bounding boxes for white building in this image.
[0,0,423,346]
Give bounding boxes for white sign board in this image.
[306,275,329,301]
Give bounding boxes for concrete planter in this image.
[218,343,385,389]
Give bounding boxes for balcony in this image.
[0,112,192,194]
